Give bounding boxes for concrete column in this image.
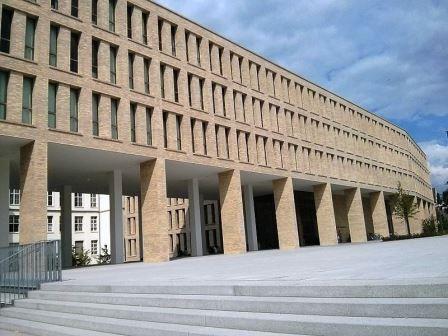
[109,170,124,264]
[188,178,203,257]
[345,187,367,243]
[370,191,389,237]
[19,141,47,245]
[243,185,258,251]
[218,169,246,254]
[0,159,9,248]
[140,159,169,262]
[60,185,72,268]
[273,177,299,250]
[313,183,338,246]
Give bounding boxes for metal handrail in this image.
[0,240,62,307]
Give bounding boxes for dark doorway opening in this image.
[295,191,320,246]
[254,194,279,250]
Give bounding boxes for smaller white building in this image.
[8,190,111,264]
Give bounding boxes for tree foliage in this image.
[391,182,419,236]
[72,246,92,267]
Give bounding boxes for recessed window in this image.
[70,32,80,73]
[91,0,98,24]
[0,7,13,53]
[92,39,99,78]
[70,88,79,132]
[9,215,19,233]
[74,193,83,207]
[91,240,98,254]
[24,17,36,60]
[92,93,100,136]
[47,216,53,233]
[9,189,20,205]
[71,0,79,17]
[127,5,133,39]
[128,53,134,89]
[146,107,152,146]
[142,12,148,44]
[0,70,9,120]
[49,25,59,66]
[144,58,150,94]
[90,216,98,232]
[111,98,119,139]
[109,0,116,32]
[48,82,57,128]
[90,194,97,207]
[130,103,136,142]
[110,46,117,84]
[74,216,83,232]
[22,77,34,124]
[51,0,58,10]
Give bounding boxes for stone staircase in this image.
[1,281,447,335]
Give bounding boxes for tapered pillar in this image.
[370,191,389,237]
[109,170,124,264]
[60,185,72,268]
[273,177,299,250]
[313,183,338,245]
[19,141,47,244]
[0,159,9,248]
[140,159,169,262]
[243,184,258,251]
[345,187,367,243]
[218,169,246,254]
[188,178,203,256]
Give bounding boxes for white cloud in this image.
[419,141,448,191]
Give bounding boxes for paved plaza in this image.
[62,235,448,285]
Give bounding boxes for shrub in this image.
[72,247,92,267]
[422,216,437,235]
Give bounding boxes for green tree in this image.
[72,246,92,267]
[391,182,419,236]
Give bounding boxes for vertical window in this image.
[175,115,182,150]
[163,112,168,148]
[110,46,117,84]
[9,189,20,205]
[91,39,99,78]
[202,121,207,155]
[49,25,59,66]
[160,64,165,98]
[74,216,83,231]
[51,0,58,10]
[196,37,202,66]
[0,70,8,120]
[144,58,150,93]
[128,53,134,89]
[9,215,19,233]
[90,194,97,207]
[48,82,57,128]
[199,78,204,110]
[90,217,98,232]
[22,77,34,124]
[127,5,133,38]
[170,25,177,55]
[225,127,230,158]
[74,241,83,253]
[47,216,53,232]
[91,0,98,24]
[142,12,148,45]
[70,32,80,73]
[74,193,83,207]
[92,93,100,136]
[70,88,79,132]
[71,0,79,17]
[47,193,53,206]
[130,103,136,142]
[109,0,116,32]
[24,17,36,60]
[157,19,163,51]
[111,98,118,139]
[173,69,179,102]
[146,107,152,146]
[0,7,13,53]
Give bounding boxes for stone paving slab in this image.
[60,236,448,285]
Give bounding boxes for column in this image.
[188,178,203,257]
[218,169,246,254]
[369,191,389,237]
[0,159,9,248]
[243,185,258,251]
[313,183,338,245]
[345,187,367,243]
[60,185,72,268]
[273,177,299,250]
[140,159,169,262]
[19,141,47,245]
[109,170,124,264]
[199,194,207,254]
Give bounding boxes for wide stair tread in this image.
[0,308,302,336]
[28,290,448,319]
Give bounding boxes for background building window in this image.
[90,194,97,207]
[74,193,83,207]
[47,192,53,206]
[9,189,20,205]
[74,240,83,254]
[47,216,53,232]
[90,216,98,232]
[91,240,98,255]
[9,215,19,233]
[74,216,83,232]
[0,8,13,53]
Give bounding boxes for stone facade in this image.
[0,0,435,262]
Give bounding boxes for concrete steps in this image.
[1,282,447,335]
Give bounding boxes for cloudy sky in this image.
[157,0,448,192]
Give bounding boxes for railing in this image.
[0,240,62,307]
